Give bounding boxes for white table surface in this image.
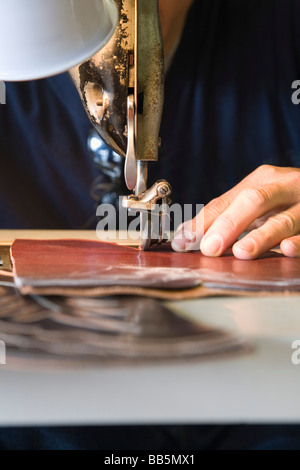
[0,231,299,426]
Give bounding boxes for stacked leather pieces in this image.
[3,237,300,368]
[0,287,248,368]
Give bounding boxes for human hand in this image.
[171,165,300,259]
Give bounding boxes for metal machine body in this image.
[70,0,172,249]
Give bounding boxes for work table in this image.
[0,230,299,426]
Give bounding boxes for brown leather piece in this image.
[10,239,300,298]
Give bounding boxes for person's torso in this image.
[1,0,300,228]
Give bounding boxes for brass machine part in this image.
[123,180,172,212]
[123,180,172,249]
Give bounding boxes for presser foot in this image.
[122,180,172,250]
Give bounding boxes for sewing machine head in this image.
[70,0,172,250]
[0,0,171,249]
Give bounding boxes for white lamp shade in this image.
[0,0,118,81]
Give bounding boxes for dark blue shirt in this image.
[1,0,300,229]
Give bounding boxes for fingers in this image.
[171,193,233,252]
[171,171,259,252]
[171,165,300,256]
[171,166,282,253]
[280,235,300,258]
[200,183,296,256]
[233,204,300,259]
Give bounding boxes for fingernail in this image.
[172,230,196,252]
[201,235,222,256]
[281,239,298,258]
[182,231,197,243]
[236,238,256,253]
[286,240,297,251]
[172,238,186,251]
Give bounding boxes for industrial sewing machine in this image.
[70,0,172,250]
[0,0,171,250]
